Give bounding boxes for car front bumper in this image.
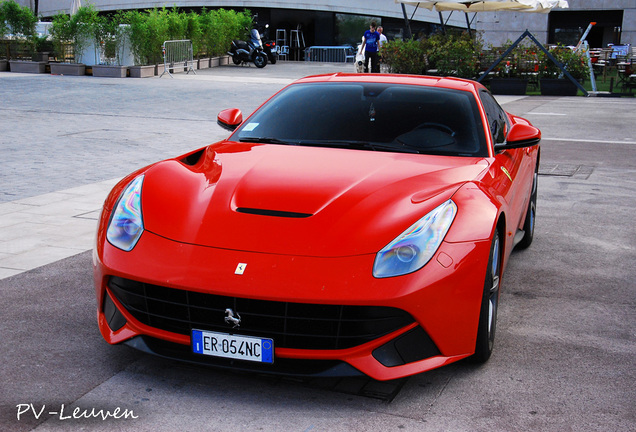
[94,230,490,381]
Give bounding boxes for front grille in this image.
[108,276,414,350]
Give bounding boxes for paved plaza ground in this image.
[0,63,635,431]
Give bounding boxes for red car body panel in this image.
[140,145,490,255]
[94,73,540,381]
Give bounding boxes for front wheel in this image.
[232,56,241,65]
[471,229,501,363]
[253,52,267,68]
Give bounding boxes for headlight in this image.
[106,175,144,251]
[373,199,457,278]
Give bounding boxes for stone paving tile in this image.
[0,180,118,279]
[0,268,23,279]
[0,245,86,271]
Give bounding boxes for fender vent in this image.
[235,208,312,218]
[180,148,205,166]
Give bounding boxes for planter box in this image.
[93,65,128,78]
[0,59,7,72]
[490,78,528,95]
[32,52,50,62]
[9,60,47,74]
[540,78,579,96]
[210,57,220,67]
[50,63,86,76]
[198,58,211,69]
[129,65,155,78]
[215,55,230,66]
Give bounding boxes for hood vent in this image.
[236,207,312,218]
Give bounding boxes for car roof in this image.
[292,73,485,93]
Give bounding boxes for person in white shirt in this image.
[378,26,388,49]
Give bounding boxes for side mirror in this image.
[217,108,243,131]
[495,123,541,151]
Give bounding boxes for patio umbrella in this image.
[396,1,568,13]
[395,0,568,35]
[394,1,585,95]
[70,0,81,15]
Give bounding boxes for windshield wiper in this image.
[238,138,422,154]
[238,137,298,145]
[297,140,421,154]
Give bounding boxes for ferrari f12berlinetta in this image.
[94,73,540,381]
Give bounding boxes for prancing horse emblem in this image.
[224,308,241,329]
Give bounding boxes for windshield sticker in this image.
[243,123,259,132]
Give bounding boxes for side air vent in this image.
[180,148,205,166]
[235,208,312,218]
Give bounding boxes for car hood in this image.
[141,142,489,256]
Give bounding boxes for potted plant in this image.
[539,46,589,96]
[92,12,130,77]
[487,42,537,95]
[125,8,168,77]
[3,0,43,73]
[49,5,99,76]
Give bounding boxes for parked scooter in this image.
[263,39,278,64]
[260,24,278,64]
[228,27,268,68]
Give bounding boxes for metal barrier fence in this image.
[160,40,196,78]
[304,46,356,63]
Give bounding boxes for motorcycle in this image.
[261,24,278,64]
[262,39,278,64]
[228,28,268,68]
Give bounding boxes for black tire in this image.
[268,54,277,64]
[232,56,241,65]
[471,229,501,363]
[253,53,267,68]
[516,167,538,250]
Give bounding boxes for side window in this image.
[479,90,509,144]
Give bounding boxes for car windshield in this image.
[230,82,487,157]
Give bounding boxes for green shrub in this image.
[539,45,590,81]
[166,6,186,41]
[381,39,428,75]
[124,8,169,65]
[426,32,482,79]
[381,31,482,79]
[200,8,251,57]
[184,12,203,57]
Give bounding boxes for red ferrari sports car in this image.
[94,74,540,381]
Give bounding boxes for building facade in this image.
[17,0,636,49]
[473,0,635,48]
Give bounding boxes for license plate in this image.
[192,329,274,364]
